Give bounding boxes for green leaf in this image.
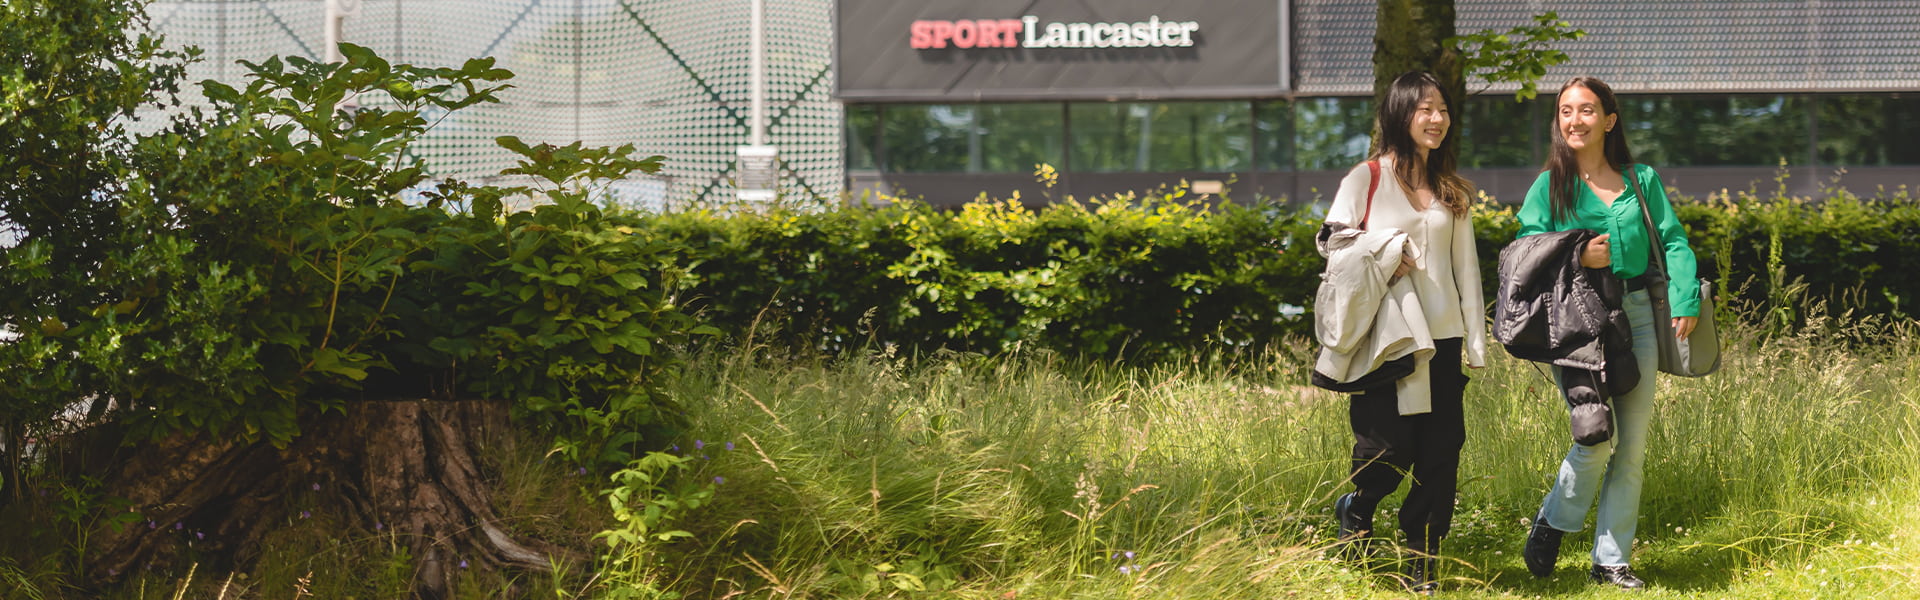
[610,271,646,290]
[308,347,368,381]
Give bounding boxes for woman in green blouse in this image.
[1514,77,1701,590]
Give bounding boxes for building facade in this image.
[143,1,1920,207]
[842,0,1920,205]
[144,0,841,207]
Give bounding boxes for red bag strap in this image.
[1361,160,1380,228]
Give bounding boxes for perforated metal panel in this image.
[142,0,840,207]
[1293,0,1920,96]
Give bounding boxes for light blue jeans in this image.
[1538,289,1658,567]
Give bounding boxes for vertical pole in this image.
[736,0,777,201]
[750,0,766,147]
[325,0,344,63]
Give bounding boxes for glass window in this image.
[1618,95,1810,167]
[1293,98,1373,171]
[879,104,1063,173]
[1254,100,1295,171]
[882,105,973,173]
[1816,94,1920,166]
[1069,101,1251,172]
[1458,95,1538,168]
[976,104,1065,172]
[845,105,880,171]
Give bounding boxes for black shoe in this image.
[1401,537,1439,595]
[1334,492,1372,541]
[1522,520,1565,578]
[1394,557,1436,594]
[1590,564,1647,589]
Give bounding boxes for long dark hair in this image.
[1370,71,1473,217]
[1545,77,1635,222]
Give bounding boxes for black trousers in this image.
[1346,337,1468,549]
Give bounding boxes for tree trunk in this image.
[1373,0,1466,155]
[1375,0,1465,103]
[84,399,564,599]
[1,417,21,506]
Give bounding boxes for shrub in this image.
[654,189,1325,359]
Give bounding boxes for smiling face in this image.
[1557,84,1618,156]
[1407,86,1451,156]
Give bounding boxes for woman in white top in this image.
[1321,71,1487,592]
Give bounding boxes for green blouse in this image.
[1515,164,1701,317]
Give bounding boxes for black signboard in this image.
[836,0,1289,102]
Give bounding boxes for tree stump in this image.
[85,399,564,599]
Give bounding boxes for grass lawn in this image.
[644,322,1920,598]
[8,321,1917,599]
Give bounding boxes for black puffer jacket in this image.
[1493,229,1638,397]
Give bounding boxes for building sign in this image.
[837,0,1287,102]
[908,17,1202,50]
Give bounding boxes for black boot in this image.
[1402,536,1439,595]
[1590,564,1647,589]
[1334,492,1373,542]
[1522,519,1565,578]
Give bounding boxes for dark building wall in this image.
[842,1,1920,207]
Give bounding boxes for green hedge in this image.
[647,189,1525,358]
[644,180,1919,358]
[1673,183,1920,325]
[651,192,1322,358]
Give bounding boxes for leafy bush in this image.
[654,189,1326,359]
[0,0,193,502]
[6,40,703,470]
[651,175,1917,359]
[646,186,1519,360]
[1672,178,1920,330]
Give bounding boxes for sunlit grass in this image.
[6,319,1918,598]
[656,322,1920,598]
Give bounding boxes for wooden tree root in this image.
[85,399,567,599]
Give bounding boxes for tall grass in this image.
[652,321,1920,598]
[7,317,1917,598]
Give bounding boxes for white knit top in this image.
[1323,158,1487,369]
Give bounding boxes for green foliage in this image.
[655,187,1324,358]
[436,138,710,467]
[5,33,697,472]
[650,178,1920,360]
[592,452,714,599]
[84,43,514,444]
[1449,12,1587,101]
[0,0,192,503]
[1667,173,1920,335]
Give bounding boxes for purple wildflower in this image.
[174,522,183,530]
[714,476,726,485]
[147,520,157,529]
[108,569,118,577]
[1119,565,1132,574]
[300,511,311,520]
[695,440,705,450]
[725,441,735,451]
[576,467,588,476]
[459,560,469,569]
[700,454,709,460]
[1124,551,1135,561]
[672,444,681,453]
[195,531,205,540]
[311,482,321,491]
[375,522,385,531]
